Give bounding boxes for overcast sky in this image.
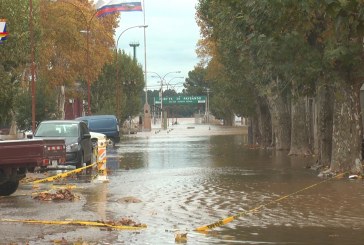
[114,0,201,92]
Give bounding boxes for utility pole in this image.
[129,42,140,61]
[30,0,36,132]
[204,88,211,124]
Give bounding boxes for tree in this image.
[322,1,364,173]
[38,0,117,118]
[183,66,209,95]
[196,0,364,173]
[92,51,145,124]
[0,0,32,127]
[15,79,58,130]
[0,0,119,131]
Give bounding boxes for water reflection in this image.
[83,183,109,220]
[103,128,364,244]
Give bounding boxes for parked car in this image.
[76,115,120,145]
[30,120,92,168]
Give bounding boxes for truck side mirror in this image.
[83,133,91,139]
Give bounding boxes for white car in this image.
[90,132,108,149]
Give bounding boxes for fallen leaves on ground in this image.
[175,232,188,243]
[33,189,79,201]
[99,217,146,228]
[53,237,89,245]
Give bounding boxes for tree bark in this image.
[58,85,65,120]
[289,97,311,155]
[253,97,272,147]
[252,114,260,145]
[267,94,291,150]
[330,82,362,174]
[223,113,234,126]
[316,85,334,167]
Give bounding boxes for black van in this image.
[76,115,120,144]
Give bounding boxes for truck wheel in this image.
[0,180,19,196]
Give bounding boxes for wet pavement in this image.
[1,119,364,244]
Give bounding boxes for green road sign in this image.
[155,96,206,105]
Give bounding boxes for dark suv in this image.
[32,120,92,168]
[76,115,120,144]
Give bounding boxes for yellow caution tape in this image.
[195,172,346,232]
[31,163,97,184]
[0,218,146,230]
[51,184,78,190]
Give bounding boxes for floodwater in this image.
[1,120,364,244]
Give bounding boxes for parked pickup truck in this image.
[0,138,66,196]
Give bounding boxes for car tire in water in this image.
[0,180,19,196]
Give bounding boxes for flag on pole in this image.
[0,19,8,44]
[95,0,142,17]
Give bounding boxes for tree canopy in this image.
[0,0,120,129]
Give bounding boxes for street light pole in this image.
[30,0,36,132]
[148,71,181,129]
[205,88,211,123]
[114,25,148,122]
[166,76,184,90]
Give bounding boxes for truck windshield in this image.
[35,123,79,137]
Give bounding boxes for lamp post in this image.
[148,71,181,129]
[30,0,36,132]
[204,88,211,123]
[167,82,185,91]
[166,76,184,90]
[114,25,148,122]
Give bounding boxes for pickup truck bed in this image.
[0,139,66,195]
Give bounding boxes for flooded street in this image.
[1,120,364,244]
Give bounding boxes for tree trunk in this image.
[252,114,260,145]
[223,113,234,126]
[248,118,253,145]
[306,98,315,153]
[253,97,272,147]
[289,97,311,155]
[316,85,334,167]
[58,85,65,119]
[330,83,362,174]
[267,94,291,150]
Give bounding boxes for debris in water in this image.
[175,232,187,243]
[117,196,142,203]
[99,217,146,228]
[53,237,88,244]
[348,175,360,180]
[52,237,68,244]
[33,189,79,201]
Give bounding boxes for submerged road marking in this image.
[195,172,345,232]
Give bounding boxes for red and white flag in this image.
[95,0,142,17]
[0,19,8,43]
